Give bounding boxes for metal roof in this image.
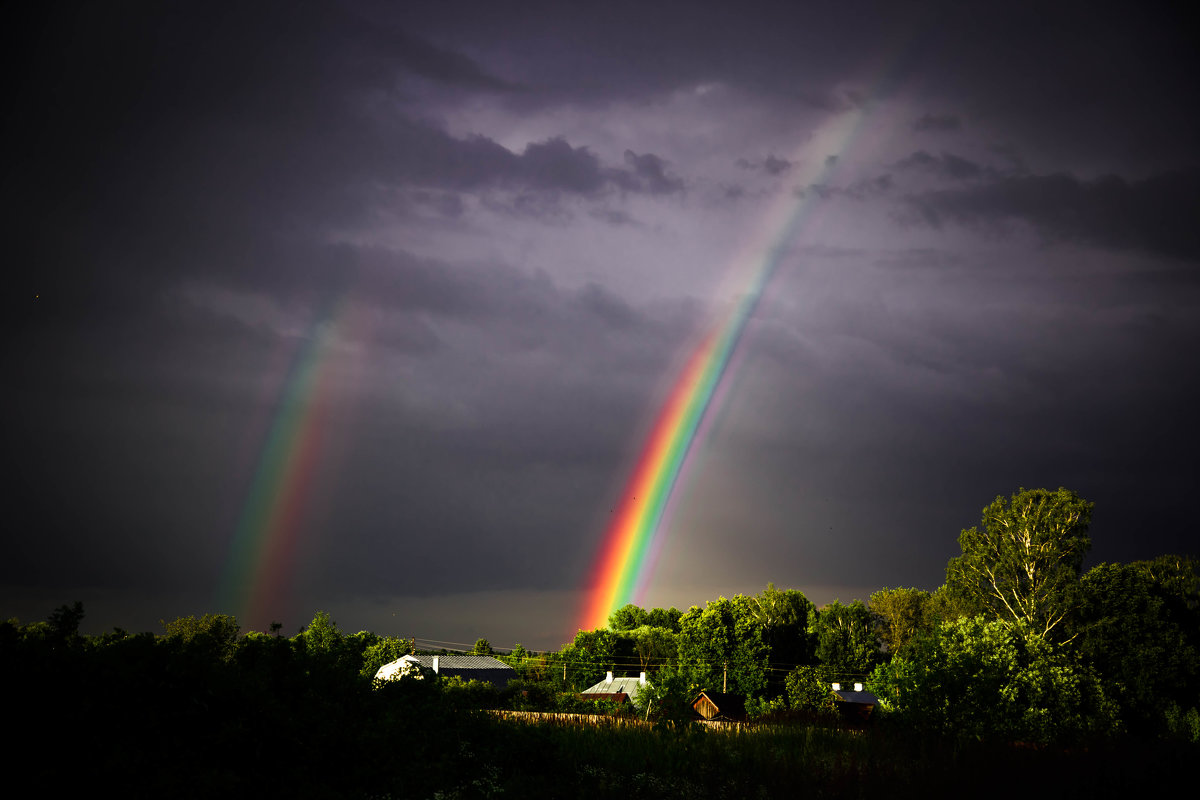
[833,688,878,704]
[581,675,648,705]
[403,655,514,670]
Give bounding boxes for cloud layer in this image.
[6,0,1198,648]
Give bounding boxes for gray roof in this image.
[405,655,513,671]
[833,688,878,705]
[581,675,648,705]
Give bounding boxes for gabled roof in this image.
[692,691,747,721]
[581,674,648,705]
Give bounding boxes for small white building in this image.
[375,654,516,688]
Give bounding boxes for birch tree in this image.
[946,487,1092,641]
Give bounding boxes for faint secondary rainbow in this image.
[580,105,873,631]
[217,293,351,630]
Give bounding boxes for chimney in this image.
[639,672,646,685]
[433,655,440,674]
[606,671,613,683]
[854,683,863,692]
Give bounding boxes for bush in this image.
[1163,703,1200,743]
[500,678,558,711]
[869,616,1120,744]
[785,665,837,718]
[745,695,788,721]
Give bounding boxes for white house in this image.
[374,654,517,688]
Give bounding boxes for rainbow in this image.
[580,105,873,631]
[217,293,351,630]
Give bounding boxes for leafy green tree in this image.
[814,600,880,676]
[609,604,683,633]
[745,583,817,695]
[623,625,678,673]
[643,606,683,632]
[507,645,558,683]
[48,601,85,640]
[1134,554,1200,613]
[558,628,617,689]
[302,610,343,655]
[870,587,931,656]
[924,582,979,626]
[472,637,494,655]
[946,487,1092,641]
[608,604,648,631]
[677,596,769,696]
[360,636,414,680]
[502,643,529,676]
[751,584,817,659]
[295,610,366,676]
[870,616,1119,744]
[1075,560,1200,733]
[162,613,240,660]
[637,664,698,723]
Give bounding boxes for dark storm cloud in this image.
[913,113,962,132]
[7,233,701,601]
[763,156,793,176]
[5,0,700,622]
[745,243,1200,586]
[8,1,686,339]
[736,155,793,176]
[408,190,467,218]
[799,174,892,202]
[516,138,606,193]
[396,2,1197,168]
[906,168,1200,262]
[894,150,992,181]
[621,151,685,194]
[6,0,1200,643]
[375,127,682,198]
[589,208,640,227]
[383,26,516,91]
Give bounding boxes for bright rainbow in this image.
[579,105,872,631]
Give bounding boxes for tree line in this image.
[498,487,1199,741]
[3,485,1197,791]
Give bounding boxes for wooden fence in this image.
[487,710,753,731]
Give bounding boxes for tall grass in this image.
[427,714,1197,799]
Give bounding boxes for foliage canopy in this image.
[946,487,1092,640]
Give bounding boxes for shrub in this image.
[785,665,837,718]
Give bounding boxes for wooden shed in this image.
[692,691,747,722]
[831,682,878,722]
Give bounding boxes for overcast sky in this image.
[6,0,1198,650]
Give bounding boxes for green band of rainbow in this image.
[217,294,347,629]
[579,103,877,631]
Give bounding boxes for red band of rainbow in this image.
[578,100,883,630]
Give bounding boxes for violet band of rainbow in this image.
[578,103,876,631]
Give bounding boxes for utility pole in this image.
[723,661,727,693]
